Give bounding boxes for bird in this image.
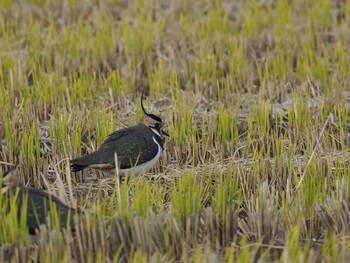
[70,94,169,177]
[1,167,78,235]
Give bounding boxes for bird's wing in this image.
[17,188,77,233]
[72,126,160,170]
[99,127,132,149]
[102,132,160,169]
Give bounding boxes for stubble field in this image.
[1,0,350,262]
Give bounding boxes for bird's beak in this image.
[161,130,169,137]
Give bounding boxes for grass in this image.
[0,0,350,261]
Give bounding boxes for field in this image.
[0,0,350,262]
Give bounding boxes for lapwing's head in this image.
[1,167,20,194]
[140,94,169,138]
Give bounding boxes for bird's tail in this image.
[70,151,115,172]
[70,156,90,172]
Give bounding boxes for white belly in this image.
[106,136,163,177]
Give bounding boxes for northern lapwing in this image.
[1,167,77,234]
[70,94,169,176]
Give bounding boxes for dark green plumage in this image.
[71,124,162,172]
[5,187,78,234]
[1,168,78,235]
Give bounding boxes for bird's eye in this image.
[154,123,162,130]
